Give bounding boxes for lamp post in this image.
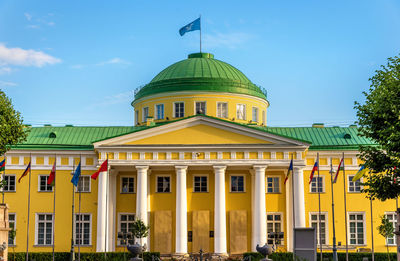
[330,160,338,261]
[118,231,134,261]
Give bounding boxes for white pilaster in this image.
[96,168,108,252]
[252,165,267,251]
[213,165,227,255]
[293,167,306,227]
[108,170,117,251]
[175,166,188,255]
[136,165,149,245]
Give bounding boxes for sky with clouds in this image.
[0,0,399,127]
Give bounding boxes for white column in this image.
[293,166,306,227]
[285,175,293,252]
[175,166,188,255]
[96,168,108,252]
[214,165,227,255]
[252,165,267,251]
[108,170,117,251]
[136,166,149,245]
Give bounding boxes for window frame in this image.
[193,174,209,193]
[38,175,53,192]
[217,102,228,118]
[385,212,397,246]
[266,176,281,194]
[194,101,207,115]
[309,176,325,193]
[236,104,246,120]
[347,212,366,246]
[348,175,363,193]
[173,102,185,118]
[156,175,171,193]
[155,104,164,120]
[35,213,54,246]
[142,107,149,122]
[229,174,246,193]
[118,212,136,246]
[135,110,139,125]
[266,212,283,246]
[75,175,91,193]
[309,212,329,245]
[252,107,259,122]
[8,213,16,246]
[3,174,16,192]
[73,213,92,246]
[262,110,266,125]
[120,176,135,194]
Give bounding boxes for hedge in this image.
[243,252,397,261]
[8,252,160,261]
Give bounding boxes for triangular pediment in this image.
[93,116,310,147]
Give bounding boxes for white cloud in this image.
[204,32,254,49]
[26,24,40,29]
[0,43,61,68]
[0,81,17,87]
[47,21,55,26]
[24,13,32,21]
[96,57,131,66]
[0,67,13,75]
[87,91,133,109]
[71,64,85,69]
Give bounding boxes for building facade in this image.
[2,52,396,256]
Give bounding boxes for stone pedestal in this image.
[0,204,10,261]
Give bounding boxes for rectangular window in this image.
[142,107,149,122]
[310,177,324,193]
[230,176,244,192]
[8,213,16,245]
[267,213,282,245]
[174,102,184,118]
[193,176,208,192]
[267,177,280,193]
[121,177,135,193]
[36,214,53,245]
[74,214,91,246]
[39,176,53,192]
[262,110,266,125]
[349,213,365,245]
[119,214,135,245]
[217,102,228,118]
[385,213,397,245]
[4,175,16,192]
[156,104,164,120]
[76,176,90,192]
[135,110,139,125]
[310,213,327,245]
[252,107,259,122]
[236,104,246,120]
[348,176,361,192]
[195,102,206,114]
[156,176,170,193]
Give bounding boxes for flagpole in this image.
[342,152,349,261]
[317,153,323,261]
[26,153,32,261]
[369,172,375,261]
[330,158,338,261]
[70,161,76,261]
[78,155,82,261]
[199,15,202,53]
[52,154,57,261]
[290,155,296,260]
[104,154,109,260]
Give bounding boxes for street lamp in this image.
[118,231,134,261]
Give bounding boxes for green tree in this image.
[8,227,16,261]
[354,54,400,200]
[132,219,149,245]
[0,90,28,156]
[377,215,394,261]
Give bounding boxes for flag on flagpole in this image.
[18,162,31,183]
[91,159,108,180]
[333,158,344,183]
[0,159,5,171]
[179,17,201,36]
[71,162,81,187]
[284,159,293,185]
[352,165,367,182]
[47,162,56,186]
[309,161,318,184]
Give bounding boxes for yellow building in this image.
[2,52,396,256]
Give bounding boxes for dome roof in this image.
[133,53,267,102]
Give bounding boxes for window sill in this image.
[120,192,135,194]
[155,191,171,194]
[37,191,53,193]
[192,191,209,193]
[266,192,281,194]
[34,245,53,247]
[75,191,91,193]
[73,245,92,247]
[347,191,362,194]
[4,191,16,193]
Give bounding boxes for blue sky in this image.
[0,0,399,127]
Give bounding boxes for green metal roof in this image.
[13,116,374,151]
[133,53,268,102]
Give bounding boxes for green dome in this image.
[133,53,267,102]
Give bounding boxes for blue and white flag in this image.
[71,162,81,187]
[179,18,201,36]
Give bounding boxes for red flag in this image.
[308,161,318,184]
[47,162,56,186]
[91,159,108,180]
[333,158,344,184]
[18,162,31,183]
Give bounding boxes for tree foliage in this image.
[377,215,394,261]
[0,90,28,156]
[355,54,400,200]
[132,219,149,239]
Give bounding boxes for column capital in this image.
[213,165,227,171]
[175,165,188,171]
[293,165,306,171]
[136,165,149,171]
[253,165,268,171]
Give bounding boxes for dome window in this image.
[344,133,352,139]
[49,132,57,139]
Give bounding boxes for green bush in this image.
[8,252,160,261]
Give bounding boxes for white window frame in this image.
[229,174,246,193]
[309,176,325,193]
[73,213,92,246]
[348,175,363,193]
[38,175,53,192]
[262,110,266,125]
[217,102,228,118]
[120,176,135,194]
[35,213,54,246]
[348,212,366,246]
[8,213,16,246]
[155,104,164,120]
[118,212,136,246]
[385,212,397,246]
[75,175,91,193]
[193,174,208,193]
[135,110,139,125]
[266,176,281,193]
[236,104,246,120]
[3,174,16,192]
[156,175,171,193]
[309,212,329,245]
[266,212,283,245]
[252,107,259,122]
[142,107,149,122]
[173,102,185,118]
[194,101,207,115]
